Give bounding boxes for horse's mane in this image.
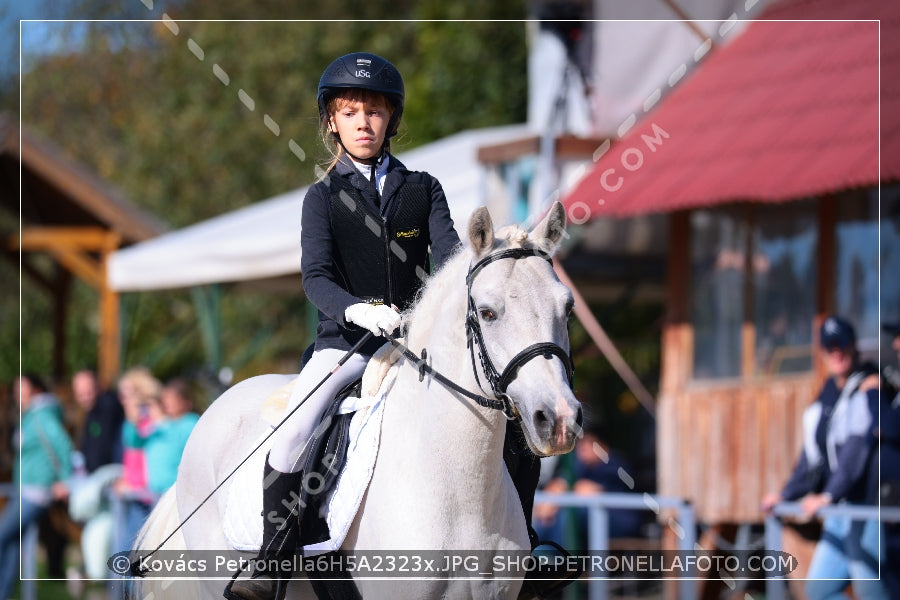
[404,223,533,332]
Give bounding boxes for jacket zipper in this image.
[383,215,393,307]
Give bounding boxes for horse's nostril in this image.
[575,406,584,428]
[533,409,550,429]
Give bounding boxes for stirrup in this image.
[517,540,583,600]
[223,565,290,600]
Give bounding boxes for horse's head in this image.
[465,201,583,456]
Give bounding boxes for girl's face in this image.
[329,97,391,162]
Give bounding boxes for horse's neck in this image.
[392,363,507,474]
[399,303,509,485]
[373,360,515,549]
[376,279,515,536]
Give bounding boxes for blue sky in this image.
[2,0,85,81]
[1,0,160,82]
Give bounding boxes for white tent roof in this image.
[108,123,533,291]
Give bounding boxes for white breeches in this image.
[267,348,369,473]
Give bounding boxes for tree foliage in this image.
[4,1,529,387]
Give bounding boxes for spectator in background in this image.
[111,367,160,555]
[65,369,125,584]
[533,423,643,550]
[0,374,73,600]
[72,369,124,473]
[124,377,199,498]
[761,316,886,600]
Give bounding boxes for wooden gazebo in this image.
[1,113,166,387]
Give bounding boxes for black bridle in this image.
[464,248,575,419]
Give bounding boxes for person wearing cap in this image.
[224,52,461,600]
[761,316,886,600]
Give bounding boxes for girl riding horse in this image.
[225,52,570,600]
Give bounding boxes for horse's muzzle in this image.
[529,396,583,455]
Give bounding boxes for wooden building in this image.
[1,113,166,387]
[561,0,899,525]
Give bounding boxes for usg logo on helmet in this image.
[355,57,372,78]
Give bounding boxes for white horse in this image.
[132,202,582,600]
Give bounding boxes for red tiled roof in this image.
[562,0,896,220]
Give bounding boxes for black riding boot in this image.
[504,420,581,600]
[224,458,304,600]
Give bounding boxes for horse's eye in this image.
[479,308,497,322]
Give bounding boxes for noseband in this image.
[465,248,575,418]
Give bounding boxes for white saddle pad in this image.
[222,367,396,555]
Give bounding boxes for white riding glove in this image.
[344,303,402,337]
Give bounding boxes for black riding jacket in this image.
[301,154,461,356]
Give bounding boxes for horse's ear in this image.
[468,206,495,256]
[529,201,567,255]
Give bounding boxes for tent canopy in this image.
[108,124,533,291]
[562,0,895,220]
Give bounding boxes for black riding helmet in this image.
[317,52,405,141]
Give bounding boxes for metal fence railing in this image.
[533,491,696,600]
[764,501,900,600]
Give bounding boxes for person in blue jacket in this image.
[762,316,886,600]
[0,374,73,600]
[225,52,461,600]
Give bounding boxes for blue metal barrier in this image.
[764,502,900,600]
[533,491,696,600]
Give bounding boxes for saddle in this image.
[297,377,360,547]
[261,340,404,547]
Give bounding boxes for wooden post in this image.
[742,205,756,379]
[12,226,122,389]
[51,267,72,384]
[98,232,121,389]
[660,210,690,600]
[661,210,691,393]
